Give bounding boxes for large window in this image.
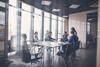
[34,8,42,40]
[58,17,64,39]
[0,11,5,56]
[8,6,17,51]
[21,3,31,41]
[0,1,5,8]
[51,15,57,39]
[44,12,50,39]
[9,0,17,7]
[8,1,66,49]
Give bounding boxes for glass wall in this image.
[21,3,31,41]
[44,12,50,39]
[0,11,5,57]
[0,1,6,58]
[34,8,42,40]
[58,17,64,39]
[8,0,65,53]
[8,6,17,51]
[51,15,57,39]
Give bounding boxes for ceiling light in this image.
[63,15,68,18]
[52,9,61,12]
[90,3,98,8]
[41,1,52,6]
[69,4,80,9]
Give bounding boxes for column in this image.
[64,18,69,32]
[97,0,100,67]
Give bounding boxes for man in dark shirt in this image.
[68,31,79,59]
[68,31,78,44]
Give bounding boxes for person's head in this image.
[70,31,74,35]
[34,31,38,35]
[64,31,68,35]
[48,32,52,36]
[71,27,76,31]
[22,34,27,39]
[46,30,49,35]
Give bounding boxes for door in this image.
[86,12,97,48]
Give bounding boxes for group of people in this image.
[22,27,79,62]
[32,27,78,44]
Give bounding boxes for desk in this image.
[29,41,71,67]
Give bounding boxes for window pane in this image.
[0,1,5,8]
[52,14,57,19]
[51,15,57,39]
[58,17,64,38]
[44,12,50,39]
[22,2,31,12]
[21,11,31,40]
[8,6,17,51]
[44,12,50,18]
[34,8,42,15]
[0,11,5,55]
[34,8,42,40]
[9,0,17,6]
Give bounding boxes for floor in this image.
[0,48,96,67]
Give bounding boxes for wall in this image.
[0,41,4,57]
[97,0,100,67]
[68,10,97,48]
[64,18,69,32]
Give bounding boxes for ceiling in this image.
[21,0,98,17]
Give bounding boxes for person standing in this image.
[71,27,77,35]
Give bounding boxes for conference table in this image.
[28,41,72,67]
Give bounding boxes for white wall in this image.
[68,10,97,48]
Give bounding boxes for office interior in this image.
[0,0,100,67]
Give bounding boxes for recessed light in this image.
[63,15,68,18]
[52,9,61,12]
[69,4,80,9]
[90,3,98,8]
[41,1,52,6]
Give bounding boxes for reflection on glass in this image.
[34,8,42,40]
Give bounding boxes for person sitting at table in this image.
[68,31,78,44]
[62,31,68,42]
[33,31,39,42]
[45,31,55,41]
